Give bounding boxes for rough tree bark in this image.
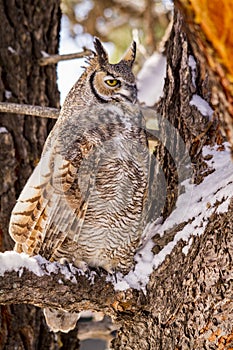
[175,0,233,151]
[0,4,233,350]
[112,10,233,349]
[0,1,77,349]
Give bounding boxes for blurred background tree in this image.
[60,0,172,61]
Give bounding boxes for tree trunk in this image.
[175,0,233,151]
[0,1,72,349]
[112,9,233,350]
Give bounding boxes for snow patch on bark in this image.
[0,127,8,133]
[114,143,233,291]
[190,94,214,119]
[188,55,197,87]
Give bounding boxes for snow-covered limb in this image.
[0,251,140,315]
[113,143,233,291]
[1,145,232,301]
[0,251,82,281]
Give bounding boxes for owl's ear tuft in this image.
[121,41,136,67]
[94,37,109,65]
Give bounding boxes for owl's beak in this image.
[115,85,137,104]
[125,85,137,104]
[131,86,138,104]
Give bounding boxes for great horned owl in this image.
[9,38,149,332]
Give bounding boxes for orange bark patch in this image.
[190,0,233,82]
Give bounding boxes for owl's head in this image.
[86,37,137,104]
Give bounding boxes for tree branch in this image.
[0,252,140,317]
[38,49,93,66]
[0,102,59,119]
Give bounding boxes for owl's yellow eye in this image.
[105,79,119,87]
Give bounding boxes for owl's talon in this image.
[112,269,118,283]
[92,266,107,277]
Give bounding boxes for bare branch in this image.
[39,49,93,66]
[0,102,59,119]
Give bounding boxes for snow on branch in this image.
[0,144,232,309]
[0,251,138,315]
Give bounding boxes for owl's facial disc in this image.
[90,71,137,104]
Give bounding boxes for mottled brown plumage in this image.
[9,38,149,332]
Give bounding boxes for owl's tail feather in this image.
[43,307,80,333]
